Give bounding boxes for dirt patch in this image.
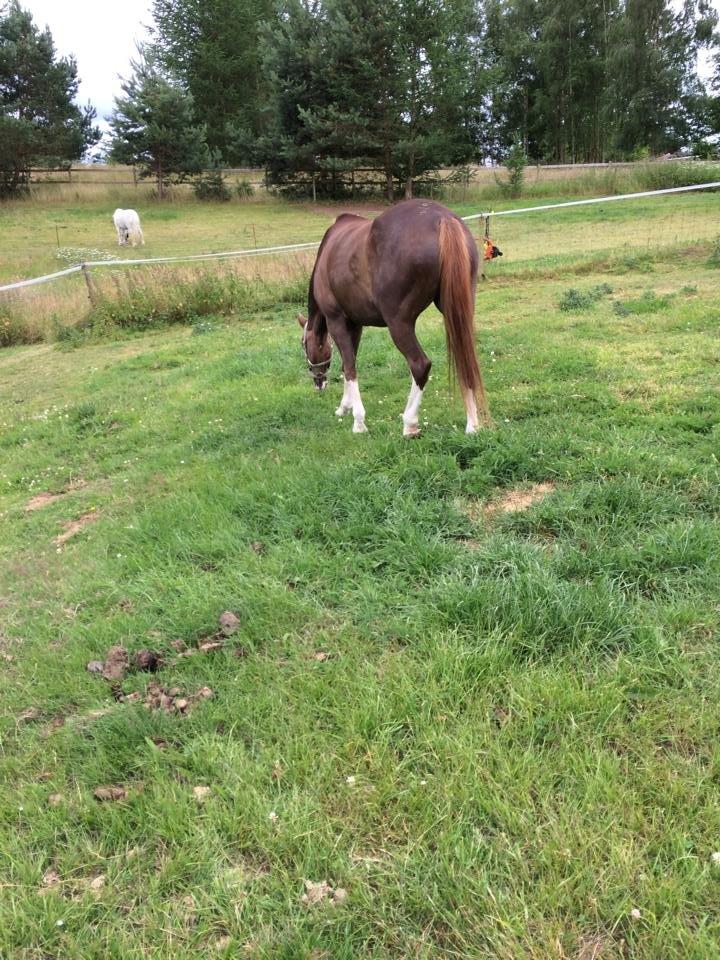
[455,483,556,530]
[25,492,62,512]
[25,479,87,513]
[303,201,384,219]
[54,509,100,545]
[484,482,556,518]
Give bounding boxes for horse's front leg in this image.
[335,376,353,418]
[329,319,366,433]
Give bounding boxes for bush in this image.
[558,283,613,312]
[497,141,527,199]
[194,170,231,202]
[235,178,254,200]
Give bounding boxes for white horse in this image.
[113,209,144,247]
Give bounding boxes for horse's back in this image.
[311,200,476,324]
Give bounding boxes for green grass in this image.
[1,248,719,958]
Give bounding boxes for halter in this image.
[302,327,331,378]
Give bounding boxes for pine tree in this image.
[108,52,209,198]
[0,1,99,196]
[261,0,481,199]
[150,0,275,161]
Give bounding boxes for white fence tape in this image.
[462,180,720,221]
[1,180,718,295]
[0,240,322,293]
[0,264,84,292]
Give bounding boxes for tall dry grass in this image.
[0,252,316,346]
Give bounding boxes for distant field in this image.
[1,248,719,957]
[1,186,719,348]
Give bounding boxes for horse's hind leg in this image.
[386,321,431,437]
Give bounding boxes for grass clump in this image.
[558,282,613,311]
[613,288,673,316]
[235,178,255,199]
[0,304,44,347]
[706,236,720,267]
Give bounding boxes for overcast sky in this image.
[22,0,153,127]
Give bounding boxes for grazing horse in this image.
[112,208,144,247]
[299,199,489,435]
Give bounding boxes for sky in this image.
[22,0,153,128]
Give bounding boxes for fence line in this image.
[463,180,720,221]
[2,180,719,296]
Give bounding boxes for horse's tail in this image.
[438,217,490,424]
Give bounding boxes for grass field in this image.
[2,185,720,349]
[1,228,719,958]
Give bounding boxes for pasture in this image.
[2,186,720,350]
[1,192,720,958]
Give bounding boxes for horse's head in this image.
[298,313,331,390]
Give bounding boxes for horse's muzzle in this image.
[314,377,328,391]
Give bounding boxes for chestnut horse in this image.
[298,199,489,435]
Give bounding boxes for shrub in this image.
[235,178,254,200]
[497,141,527,199]
[558,283,613,312]
[194,170,231,202]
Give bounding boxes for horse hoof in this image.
[403,426,421,438]
[352,423,367,434]
[335,407,347,417]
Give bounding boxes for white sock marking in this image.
[346,379,366,433]
[403,379,424,436]
[463,388,479,434]
[335,376,353,417]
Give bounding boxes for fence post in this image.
[81,264,99,307]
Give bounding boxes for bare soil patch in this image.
[54,509,100,545]
[25,492,62,512]
[484,482,556,517]
[25,478,87,513]
[459,482,556,527]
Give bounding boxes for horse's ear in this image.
[297,313,307,328]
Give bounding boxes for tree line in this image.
[1,0,719,199]
[118,0,720,198]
